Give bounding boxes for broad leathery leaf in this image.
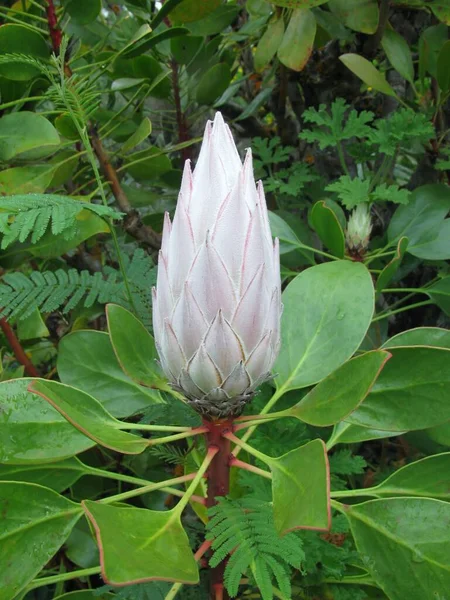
[122,117,152,153]
[63,0,101,24]
[272,0,328,6]
[277,9,316,72]
[106,304,168,390]
[310,200,345,258]
[0,165,55,194]
[0,378,95,464]
[329,422,406,446]
[382,327,450,350]
[289,350,390,426]
[0,481,82,599]
[0,24,49,81]
[329,0,379,33]
[345,347,450,431]
[0,457,86,492]
[254,17,285,72]
[58,331,162,417]
[342,498,450,600]
[83,501,198,585]
[382,28,414,84]
[170,0,221,24]
[29,379,150,455]
[0,112,60,161]
[196,63,231,105]
[419,23,448,80]
[369,453,450,500]
[376,237,408,292]
[274,260,374,394]
[432,1,450,25]
[339,54,396,97]
[409,219,450,260]
[269,439,330,534]
[427,277,450,316]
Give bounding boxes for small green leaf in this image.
[0,165,55,194]
[345,347,450,431]
[278,9,316,72]
[122,117,152,154]
[83,501,198,585]
[274,260,374,394]
[382,327,450,350]
[340,53,396,97]
[63,0,101,24]
[0,24,49,81]
[289,350,390,426]
[57,331,162,417]
[382,28,415,84]
[343,498,450,600]
[0,482,82,599]
[376,237,408,292]
[170,0,222,23]
[254,17,285,72]
[371,453,450,500]
[0,112,60,161]
[106,304,168,390]
[269,440,330,534]
[419,23,448,80]
[196,63,232,105]
[329,0,379,34]
[272,0,328,7]
[427,277,450,316]
[29,379,150,455]
[310,200,345,257]
[122,27,189,59]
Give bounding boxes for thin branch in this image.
[171,59,191,162]
[45,0,62,54]
[0,318,40,377]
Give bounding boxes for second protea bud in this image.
[152,113,282,419]
[346,203,372,256]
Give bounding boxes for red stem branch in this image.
[0,318,40,377]
[203,418,233,600]
[45,0,62,54]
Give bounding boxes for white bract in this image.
[153,113,282,418]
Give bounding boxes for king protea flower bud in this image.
[152,113,282,419]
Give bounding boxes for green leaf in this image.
[0,481,82,599]
[330,422,405,445]
[268,211,309,256]
[0,457,85,492]
[339,54,396,97]
[196,62,232,105]
[419,23,448,80]
[274,260,374,394]
[272,0,328,7]
[235,87,273,121]
[370,453,450,500]
[0,165,55,194]
[254,17,285,72]
[382,327,450,350]
[0,378,95,464]
[387,184,450,254]
[408,219,450,260]
[83,501,198,585]
[63,0,101,24]
[58,331,162,418]
[187,4,240,36]
[288,350,390,426]
[170,34,203,64]
[310,200,345,258]
[122,117,152,154]
[106,304,168,390]
[367,108,434,156]
[125,147,172,181]
[29,379,150,455]
[427,277,450,316]
[376,237,408,292]
[54,593,114,600]
[269,439,330,534]
[325,176,370,209]
[372,182,410,205]
[329,0,379,34]
[122,27,189,59]
[432,1,450,25]
[0,24,49,81]
[170,0,222,23]
[277,9,316,72]
[381,28,414,84]
[0,112,60,161]
[342,498,450,600]
[344,347,450,431]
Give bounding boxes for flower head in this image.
[153,113,282,419]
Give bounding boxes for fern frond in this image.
[0,194,123,249]
[149,444,187,466]
[206,498,305,600]
[0,250,154,325]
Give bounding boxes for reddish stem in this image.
[203,418,233,600]
[0,318,40,377]
[45,0,62,53]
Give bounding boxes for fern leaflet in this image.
[206,497,304,600]
[0,194,123,249]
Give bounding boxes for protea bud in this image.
[346,203,372,254]
[152,113,282,419]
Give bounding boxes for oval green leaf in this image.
[310,200,345,258]
[382,327,450,350]
[254,17,285,72]
[381,28,414,84]
[339,53,396,97]
[0,112,60,161]
[277,8,316,72]
[274,260,374,394]
[0,24,49,81]
[329,0,379,34]
[376,236,408,292]
[0,457,85,492]
[196,62,232,105]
